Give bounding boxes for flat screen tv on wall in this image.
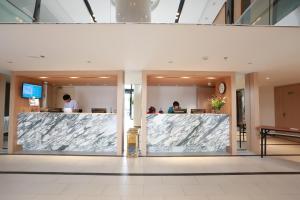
[21,83,43,99]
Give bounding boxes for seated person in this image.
[168,101,181,113]
[63,94,79,111]
[147,106,156,114]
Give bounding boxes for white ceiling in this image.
[0,24,299,87]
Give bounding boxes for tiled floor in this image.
[0,153,300,199]
[1,136,300,199]
[0,174,300,199]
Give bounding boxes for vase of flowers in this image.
[209,96,226,113]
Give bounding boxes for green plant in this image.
[210,96,226,112]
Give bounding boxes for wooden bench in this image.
[257,126,300,158]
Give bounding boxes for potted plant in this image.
[209,96,226,113]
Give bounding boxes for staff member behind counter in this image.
[168,101,181,113]
[63,94,79,112]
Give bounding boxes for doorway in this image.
[123,84,134,155]
[1,82,10,153]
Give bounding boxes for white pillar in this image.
[133,84,142,127]
[140,72,147,156]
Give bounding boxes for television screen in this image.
[22,83,43,99]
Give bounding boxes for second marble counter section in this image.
[18,112,117,153]
[147,114,230,153]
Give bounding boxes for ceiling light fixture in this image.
[168,61,173,64]
[248,62,253,65]
[156,76,164,79]
[39,77,48,79]
[224,56,228,60]
[7,61,13,64]
[181,76,190,79]
[99,76,110,79]
[266,77,271,80]
[206,77,216,80]
[69,77,79,79]
[202,56,208,61]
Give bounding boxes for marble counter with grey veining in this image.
[147,114,230,153]
[17,112,117,153]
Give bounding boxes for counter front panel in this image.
[17,112,117,153]
[147,114,230,153]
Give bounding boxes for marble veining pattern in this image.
[18,112,117,153]
[147,114,230,153]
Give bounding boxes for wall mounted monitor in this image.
[21,83,43,99]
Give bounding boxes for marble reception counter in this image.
[147,114,230,153]
[17,112,117,153]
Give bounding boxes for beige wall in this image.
[213,4,226,24]
[8,75,41,153]
[197,86,214,112]
[234,0,242,23]
[259,86,275,126]
[215,77,232,115]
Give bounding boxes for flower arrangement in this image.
[209,96,226,113]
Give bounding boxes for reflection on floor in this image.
[0,155,299,174]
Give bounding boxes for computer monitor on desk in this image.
[91,108,107,113]
[191,109,206,114]
[173,109,187,114]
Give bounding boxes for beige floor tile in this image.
[143,185,185,196]
[183,185,225,195]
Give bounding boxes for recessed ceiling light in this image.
[206,77,216,80]
[266,77,271,80]
[181,76,190,79]
[156,76,164,79]
[87,60,91,63]
[40,55,45,58]
[224,56,228,60]
[99,76,110,79]
[69,77,79,79]
[202,56,208,61]
[39,77,48,79]
[248,62,253,65]
[168,61,173,64]
[208,82,212,86]
[8,61,13,64]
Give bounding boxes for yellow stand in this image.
[127,128,139,157]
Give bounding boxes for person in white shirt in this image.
[63,94,79,110]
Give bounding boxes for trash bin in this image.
[127,128,139,157]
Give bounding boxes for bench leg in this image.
[261,129,264,158]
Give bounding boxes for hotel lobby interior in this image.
[0,0,300,199]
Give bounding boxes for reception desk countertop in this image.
[147,113,230,154]
[17,112,117,153]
